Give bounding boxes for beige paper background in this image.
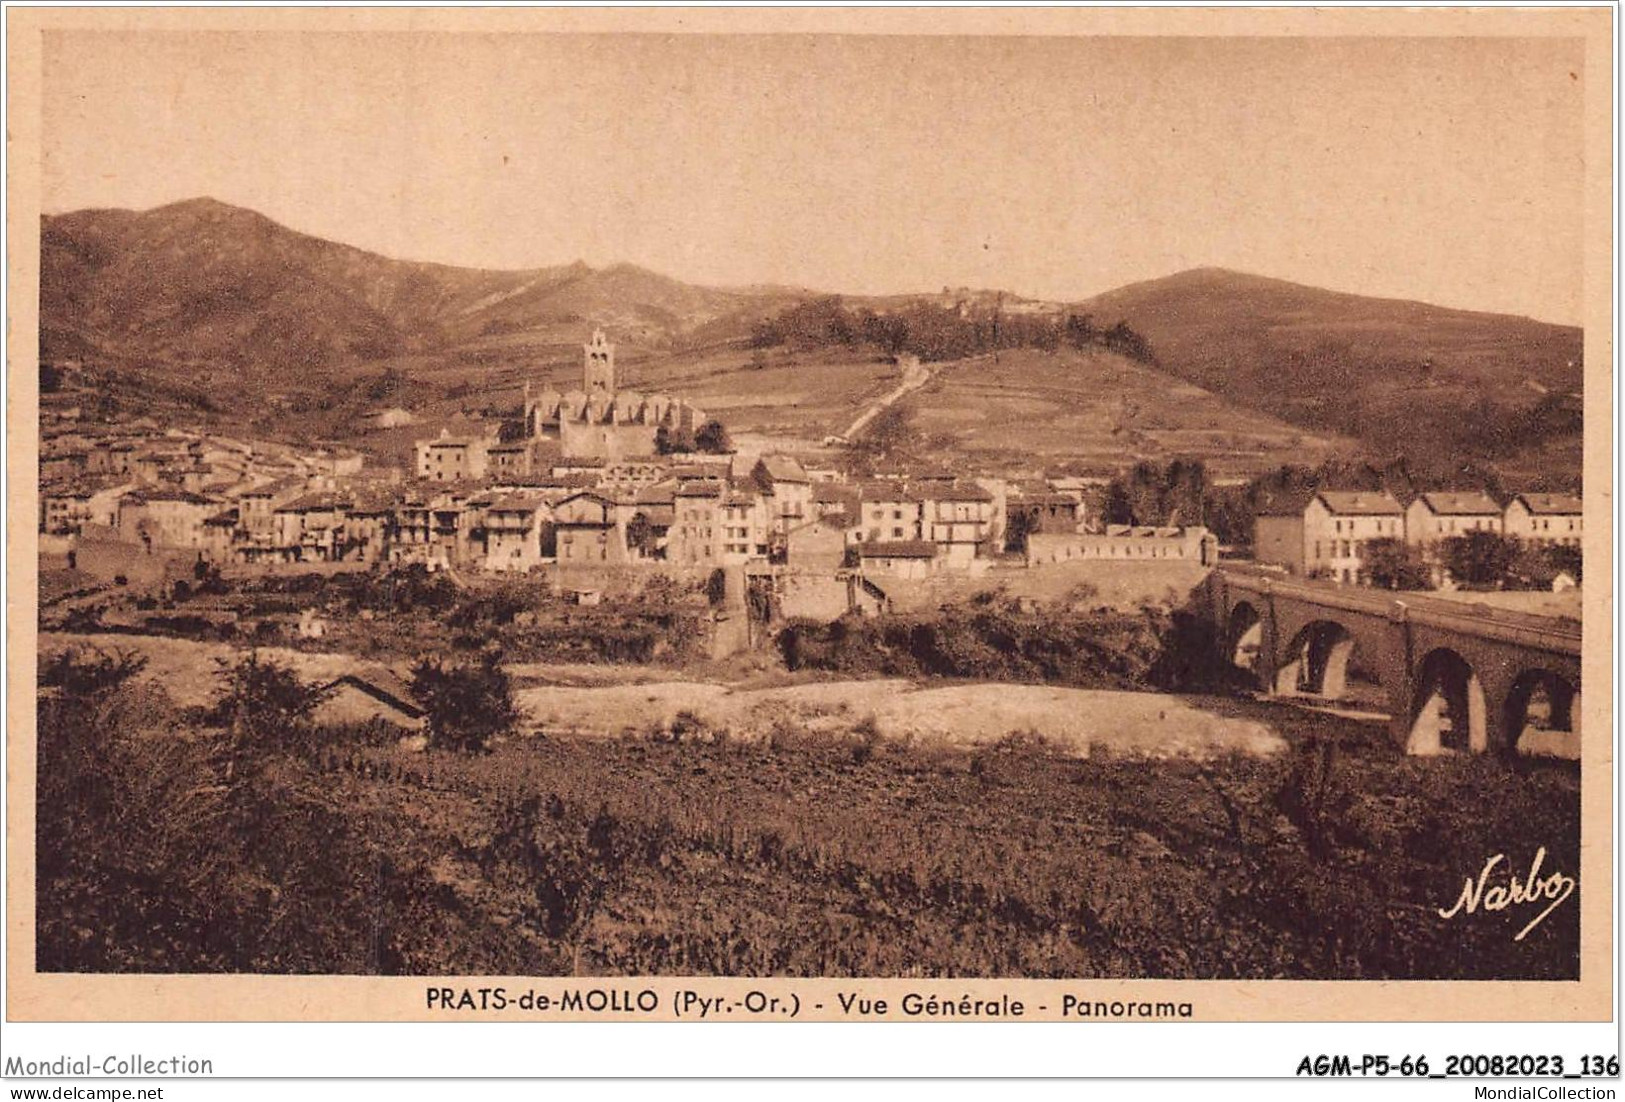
[5,5,1613,1023]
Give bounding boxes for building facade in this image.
[1504,493,1582,547]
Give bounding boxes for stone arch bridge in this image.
[1209,569,1582,756]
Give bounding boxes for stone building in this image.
[523,329,709,461]
[415,431,494,482]
[1403,492,1503,549]
[750,455,812,536]
[668,479,727,566]
[117,490,219,551]
[920,482,998,568]
[553,491,629,565]
[482,492,550,573]
[859,539,940,579]
[1254,490,1405,583]
[40,478,135,535]
[1503,492,1582,547]
[1026,525,1217,567]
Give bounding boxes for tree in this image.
[1127,461,1166,525]
[410,652,518,753]
[655,424,693,455]
[1442,530,1518,588]
[1101,320,1156,364]
[365,366,407,403]
[40,646,148,698]
[1361,538,1432,590]
[1546,543,1583,584]
[694,419,732,454]
[1005,507,1043,553]
[1101,479,1135,527]
[625,512,658,559]
[1162,458,1208,527]
[1204,487,1255,547]
[1502,540,1582,590]
[1063,314,1097,349]
[208,651,331,749]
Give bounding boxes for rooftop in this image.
[858,482,922,503]
[1315,490,1404,516]
[488,492,547,512]
[279,492,349,512]
[634,481,679,506]
[1515,492,1584,515]
[812,484,859,505]
[926,482,996,503]
[127,489,217,506]
[675,478,726,498]
[754,455,811,484]
[860,539,938,559]
[1417,491,1501,516]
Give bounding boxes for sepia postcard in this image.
[3,5,1614,1030]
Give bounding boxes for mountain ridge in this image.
[40,199,1584,483]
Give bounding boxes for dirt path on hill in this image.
[834,355,936,442]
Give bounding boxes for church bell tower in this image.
[584,329,616,395]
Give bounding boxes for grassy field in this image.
[325,340,1355,478]
[910,349,1350,476]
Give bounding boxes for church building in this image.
[523,329,709,461]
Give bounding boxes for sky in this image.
[41,31,1586,322]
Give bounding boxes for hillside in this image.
[1075,268,1584,484]
[38,203,1585,486]
[40,199,780,387]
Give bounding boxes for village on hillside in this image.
[40,325,1581,630]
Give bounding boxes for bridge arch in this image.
[1407,647,1488,755]
[1275,619,1358,699]
[1225,600,1264,681]
[1503,668,1580,758]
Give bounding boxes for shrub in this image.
[207,651,331,750]
[410,651,518,753]
[777,599,1179,690]
[694,420,733,454]
[1442,530,1518,588]
[39,646,147,696]
[849,714,884,764]
[1362,538,1432,590]
[704,569,729,608]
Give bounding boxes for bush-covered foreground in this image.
[778,595,1253,694]
[37,651,1578,978]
